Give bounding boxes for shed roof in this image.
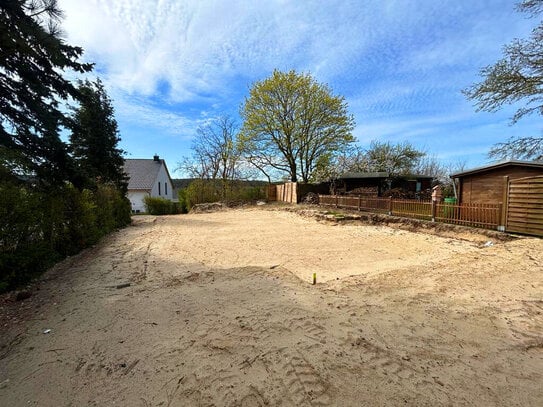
[123,158,173,190]
[450,160,543,178]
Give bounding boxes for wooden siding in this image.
[506,176,543,236]
[459,166,543,204]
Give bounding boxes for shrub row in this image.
[0,182,131,292]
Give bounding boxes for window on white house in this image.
[158,182,161,195]
[165,182,168,195]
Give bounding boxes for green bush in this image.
[94,183,131,232]
[49,184,99,256]
[0,183,56,292]
[143,196,179,215]
[0,181,131,292]
[177,189,189,213]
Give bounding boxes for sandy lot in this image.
[0,207,542,406]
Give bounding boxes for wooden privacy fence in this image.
[319,195,503,230]
[267,182,298,204]
[267,182,329,204]
[505,175,543,236]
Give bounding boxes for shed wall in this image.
[459,166,543,204]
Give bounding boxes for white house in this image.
[123,155,175,213]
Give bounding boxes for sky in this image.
[57,0,541,178]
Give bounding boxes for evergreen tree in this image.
[0,0,93,184]
[70,79,127,191]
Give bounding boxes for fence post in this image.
[335,194,338,208]
[388,197,393,215]
[499,176,509,232]
[497,203,503,231]
[431,200,436,222]
[358,195,361,211]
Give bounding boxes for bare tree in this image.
[179,115,242,200]
[414,155,448,182]
[464,0,543,160]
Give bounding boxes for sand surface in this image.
[0,208,542,406]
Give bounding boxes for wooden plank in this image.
[510,221,543,230]
[511,177,543,184]
[507,216,543,222]
[507,206,543,213]
[508,189,543,195]
[507,197,543,202]
[509,188,543,193]
[507,225,543,234]
[508,194,543,198]
[508,200,543,206]
[508,213,543,220]
[508,210,543,216]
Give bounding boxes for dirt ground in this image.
[0,207,542,406]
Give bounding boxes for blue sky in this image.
[58,0,540,178]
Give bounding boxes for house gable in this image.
[123,155,175,212]
[150,160,174,200]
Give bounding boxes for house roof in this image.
[339,172,433,180]
[123,158,173,190]
[450,160,543,178]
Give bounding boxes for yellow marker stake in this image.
[312,273,316,285]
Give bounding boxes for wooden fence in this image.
[505,175,543,236]
[319,195,503,230]
[267,182,298,204]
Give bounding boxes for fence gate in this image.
[506,176,543,236]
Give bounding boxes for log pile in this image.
[301,192,320,204]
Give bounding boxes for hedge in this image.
[143,196,180,215]
[0,182,131,292]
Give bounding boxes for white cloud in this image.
[59,1,430,99]
[59,0,535,99]
[113,93,199,139]
[56,0,540,167]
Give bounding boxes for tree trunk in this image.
[290,163,297,182]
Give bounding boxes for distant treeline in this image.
[172,179,269,191]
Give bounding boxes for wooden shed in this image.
[451,160,543,204]
[335,172,434,199]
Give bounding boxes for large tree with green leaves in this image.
[464,0,543,160]
[240,69,355,182]
[70,79,126,191]
[0,0,93,184]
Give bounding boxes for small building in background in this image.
[450,160,543,204]
[334,172,434,199]
[123,155,175,213]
